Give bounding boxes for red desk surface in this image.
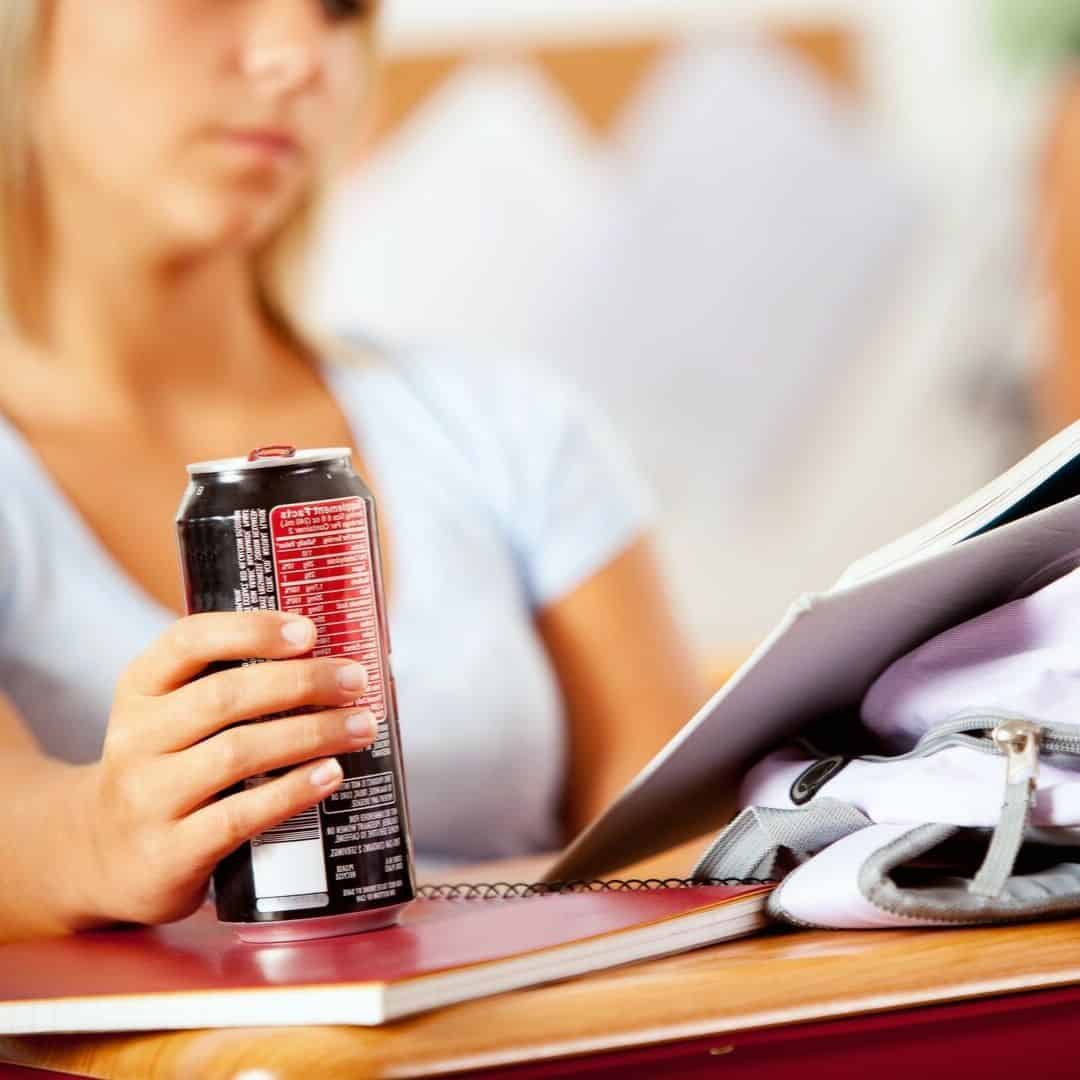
[4,919,1080,1078]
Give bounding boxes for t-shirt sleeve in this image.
[0,502,14,632]
[402,350,655,611]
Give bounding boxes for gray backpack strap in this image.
[691,799,871,881]
[969,775,1034,897]
[858,824,1080,923]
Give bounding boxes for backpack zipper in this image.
[855,710,1080,764]
[992,717,1041,800]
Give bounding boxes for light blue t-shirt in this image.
[0,344,651,862]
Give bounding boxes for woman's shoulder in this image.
[329,336,593,469]
[328,336,654,609]
[338,334,576,414]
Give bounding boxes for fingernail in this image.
[336,663,368,693]
[281,618,315,648]
[346,713,376,741]
[309,759,343,788]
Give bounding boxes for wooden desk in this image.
[4,917,1080,1079]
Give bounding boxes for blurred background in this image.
[304,0,1080,672]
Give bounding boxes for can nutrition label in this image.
[270,497,392,759]
[179,447,415,939]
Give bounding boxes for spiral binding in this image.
[416,877,773,901]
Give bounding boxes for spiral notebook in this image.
[0,878,772,1034]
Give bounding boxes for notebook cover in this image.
[0,886,768,1023]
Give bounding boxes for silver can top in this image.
[186,445,352,477]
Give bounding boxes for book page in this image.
[837,420,1080,587]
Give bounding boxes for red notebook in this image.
[0,884,771,1034]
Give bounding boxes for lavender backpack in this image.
[694,561,1080,929]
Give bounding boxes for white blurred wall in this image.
[315,0,1048,649]
[381,0,1035,209]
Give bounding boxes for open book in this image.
[0,884,770,1034]
[549,420,1080,881]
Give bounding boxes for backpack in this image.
[694,562,1080,928]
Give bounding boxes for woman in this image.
[0,0,705,941]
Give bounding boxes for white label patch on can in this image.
[245,786,330,911]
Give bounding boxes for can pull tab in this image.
[248,445,297,462]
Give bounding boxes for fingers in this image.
[164,707,378,817]
[122,613,319,697]
[179,757,346,871]
[157,656,370,752]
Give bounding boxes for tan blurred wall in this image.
[363,24,858,154]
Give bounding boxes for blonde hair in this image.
[0,1,378,348]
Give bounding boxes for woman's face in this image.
[33,0,370,257]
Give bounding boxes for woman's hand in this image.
[70,611,377,928]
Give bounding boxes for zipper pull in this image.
[992,718,1041,805]
[971,718,1042,898]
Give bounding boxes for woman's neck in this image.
[46,252,284,392]
[10,164,304,423]
[8,236,306,435]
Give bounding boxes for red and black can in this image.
[175,445,415,942]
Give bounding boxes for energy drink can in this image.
[176,445,415,942]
